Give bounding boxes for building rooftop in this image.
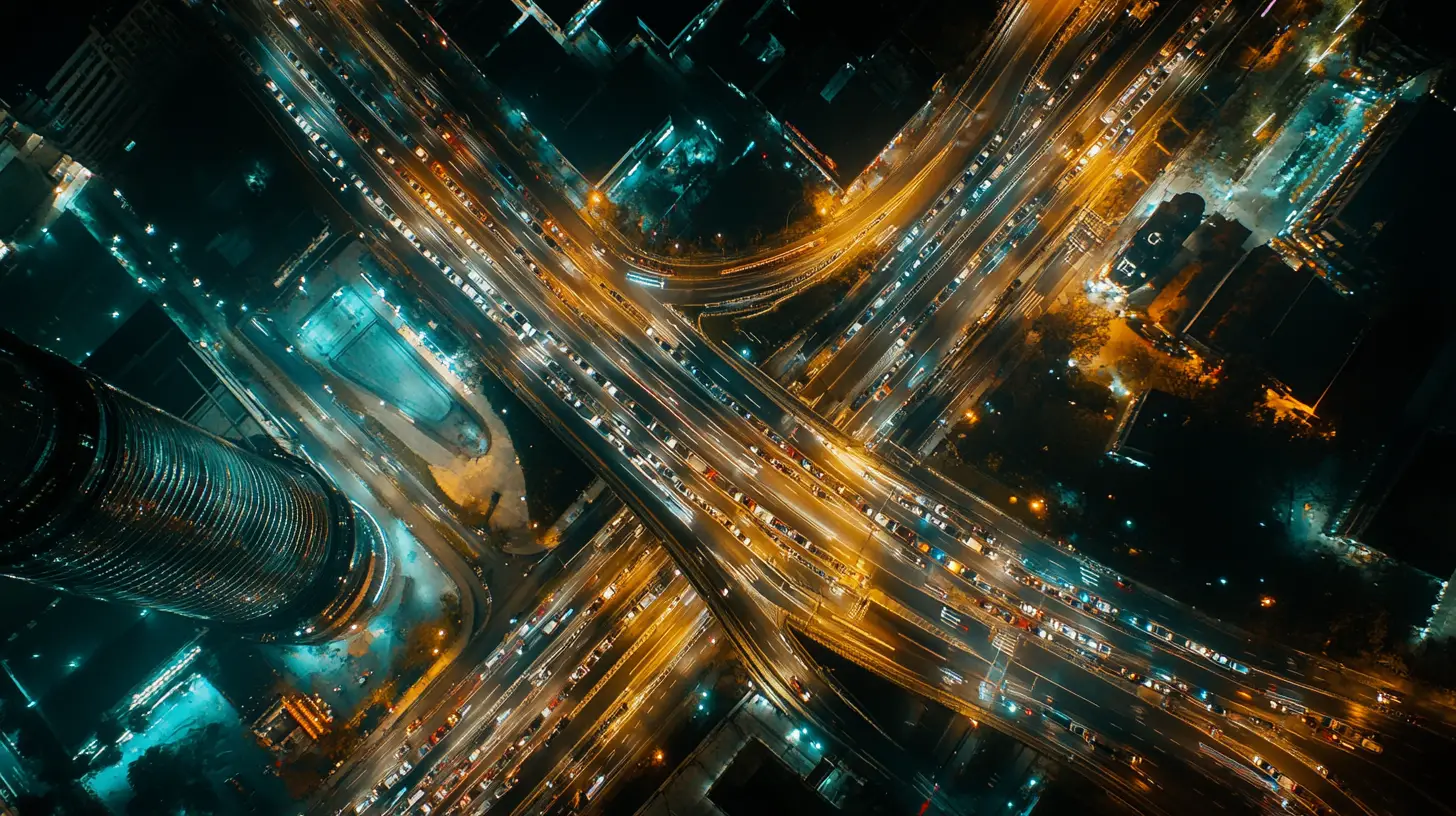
[1187,246,1304,357]
[634,0,715,49]
[438,0,524,60]
[1146,214,1251,332]
[1296,84,1456,289]
[708,738,837,816]
[1109,193,1204,290]
[0,210,152,363]
[1334,97,1455,275]
[484,31,676,183]
[1359,431,1456,577]
[1260,277,1364,408]
[685,0,947,183]
[533,0,586,30]
[1107,389,1193,469]
[84,301,265,442]
[0,588,200,755]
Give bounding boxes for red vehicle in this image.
[428,725,449,745]
[789,677,811,702]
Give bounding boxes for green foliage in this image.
[125,723,224,815]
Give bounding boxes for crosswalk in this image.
[992,629,1020,656]
[978,680,997,704]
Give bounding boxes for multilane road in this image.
[205,0,1456,813]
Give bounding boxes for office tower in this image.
[0,331,380,640]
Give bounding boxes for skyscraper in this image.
[0,330,381,640]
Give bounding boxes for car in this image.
[789,677,811,702]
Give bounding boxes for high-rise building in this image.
[0,330,382,640]
[14,0,186,171]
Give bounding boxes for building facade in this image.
[0,331,381,640]
[15,0,185,170]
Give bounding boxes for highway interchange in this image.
[197,0,1456,813]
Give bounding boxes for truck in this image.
[686,452,711,475]
[752,506,775,525]
[988,162,1007,181]
[1127,0,1157,22]
[630,592,657,617]
[1135,684,1167,707]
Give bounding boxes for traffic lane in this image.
[511,632,724,815]
[1008,644,1351,815]
[384,0,1048,284]
[733,419,1426,816]
[859,594,1001,673]
[808,0,1205,413]
[247,0,1135,798]
[485,603,716,815]
[856,168,1081,434]
[835,603,1231,816]
[885,459,1342,701]
[341,509,652,806]
[794,0,1197,394]
[848,613,1198,816]
[1288,722,1448,816]
[357,536,663,811]
[369,0,1083,303]
[392,567,693,813]
[440,593,706,813]
[796,151,1039,408]
[238,0,1432,792]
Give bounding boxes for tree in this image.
[11,786,109,816]
[126,738,220,816]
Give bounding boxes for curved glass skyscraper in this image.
[0,331,380,640]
